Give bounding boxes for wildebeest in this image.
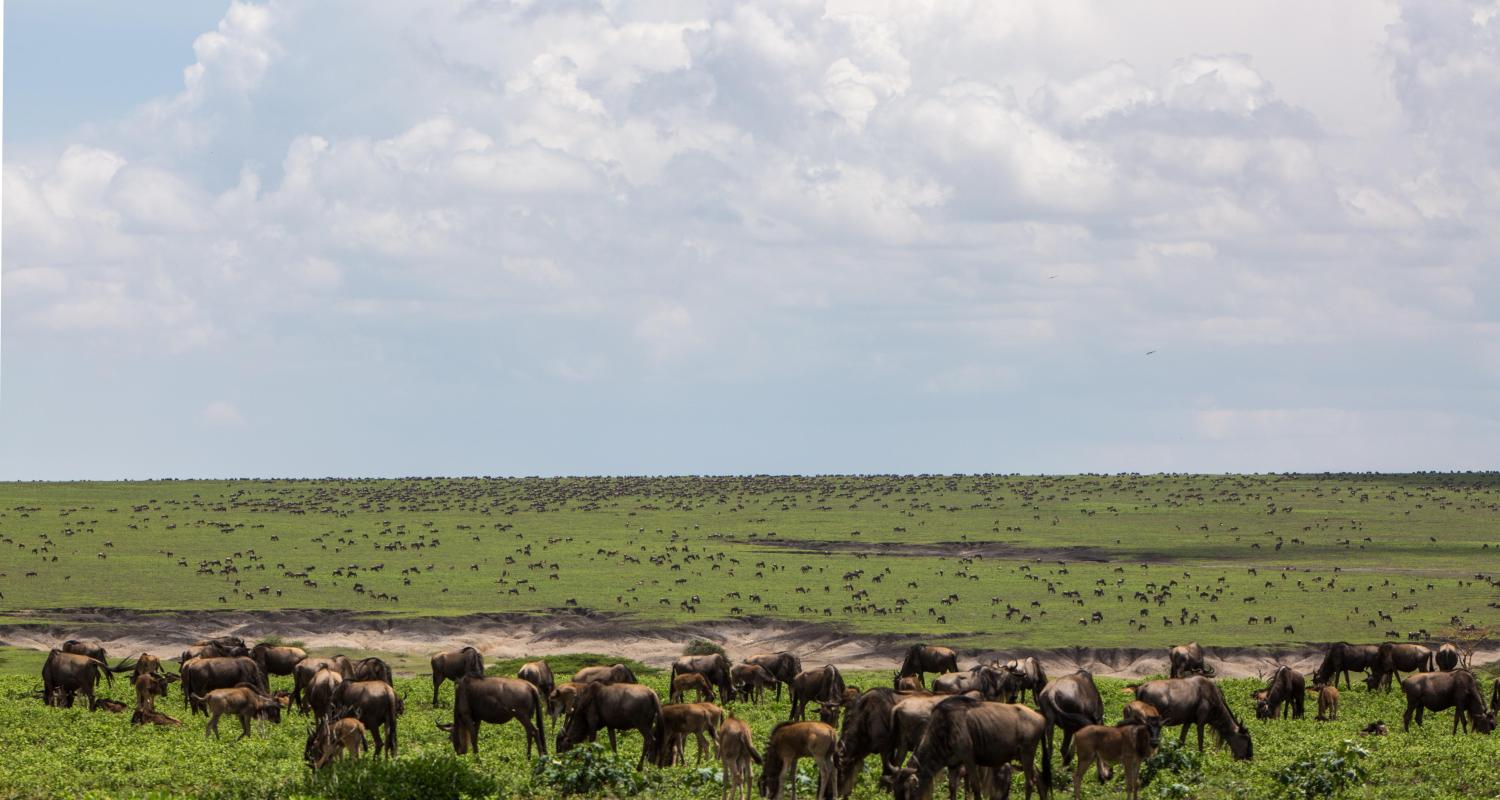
[305,667,345,721]
[1435,643,1460,672]
[1071,721,1156,800]
[294,656,353,710]
[430,646,484,705]
[250,643,307,678]
[718,715,761,800]
[60,639,108,663]
[744,652,802,701]
[1254,666,1305,720]
[179,637,250,662]
[656,701,724,766]
[439,675,547,756]
[573,663,639,686]
[671,672,716,704]
[732,663,779,702]
[1400,670,1496,734]
[672,653,735,703]
[1366,643,1433,691]
[890,691,959,772]
[41,649,112,709]
[193,685,283,739]
[519,659,555,698]
[788,665,845,721]
[898,644,959,687]
[1167,642,1213,678]
[835,687,899,797]
[758,721,839,800]
[1312,643,1381,690]
[351,656,393,685]
[1006,657,1049,704]
[181,657,267,714]
[132,671,173,714]
[548,681,588,725]
[556,681,663,769]
[131,708,183,726]
[1309,683,1339,721]
[893,674,924,693]
[888,695,1051,800]
[1127,676,1251,759]
[1038,670,1105,766]
[331,679,403,756]
[932,664,1009,700]
[305,708,367,768]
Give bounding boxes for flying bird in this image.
[1145,350,1156,355]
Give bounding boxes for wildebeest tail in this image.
[532,685,548,755]
[1038,725,1053,792]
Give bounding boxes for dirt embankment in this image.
[754,539,1175,563]
[2,608,1492,678]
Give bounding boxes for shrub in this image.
[682,639,725,657]
[1273,740,1371,800]
[532,743,655,797]
[299,752,502,800]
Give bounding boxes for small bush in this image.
[1273,740,1371,800]
[299,752,502,800]
[682,639,725,657]
[1141,739,1204,796]
[532,743,655,797]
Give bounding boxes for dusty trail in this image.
[2,608,1493,678]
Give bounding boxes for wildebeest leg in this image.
[1402,700,1416,731]
[387,717,398,757]
[370,725,384,756]
[1073,755,1087,800]
[1195,722,1205,752]
[781,759,797,800]
[239,712,252,740]
[1177,723,1189,747]
[1062,728,1075,765]
[432,674,443,706]
[518,717,541,759]
[609,727,619,753]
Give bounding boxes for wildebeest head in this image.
[1226,716,1252,760]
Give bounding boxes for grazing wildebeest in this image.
[788,665,845,721]
[351,656,393,685]
[835,687,899,798]
[1071,722,1156,800]
[331,678,402,756]
[179,637,250,662]
[718,715,761,800]
[1400,670,1496,734]
[656,702,724,766]
[888,695,1051,800]
[732,663,779,703]
[671,672,716,704]
[758,721,839,800]
[556,681,663,769]
[932,664,1008,700]
[893,674,924,693]
[438,674,547,756]
[672,653,735,703]
[1254,666,1305,720]
[519,659,555,698]
[898,644,959,687]
[1006,657,1049,704]
[294,656,353,710]
[1366,643,1433,692]
[181,657,267,714]
[1312,643,1381,690]
[548,681,588,725]
[305,708,367,768]
[250,643,307,679]
[193,685,282,739]
[306,667,345,721]
[1435,643,1460,672]
[60,639,108,663]
[430,646,483,705]
[744,652,802,701]
[41,649,112,709]
[1038,670,1104,766]
[573,663,639,686]
[1167,643,1213,679]
[1309,683,1340,721]
[1127,676,1251,759]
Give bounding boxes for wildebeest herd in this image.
[34,636,1499,799]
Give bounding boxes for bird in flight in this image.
[1145,350,1156,355]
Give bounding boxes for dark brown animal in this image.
[1168,643,1213,678]
[93,698,128,713]
[430,646,484,705]
[1400,670,1495,734]
[898,644,959,686]
[331,679,402,756]
[657,702,724,766]
[932,665,1009,700]
[519,659,555,697]
[548,681,586,725]
[1313,643,1380,690]
[1071,722,1156,800]
[180,657,267,714]
[719,715,761,800]
[60,639,108,663]
[788,665,845,721]
[306,709,367,768]
[672,672,716,704]
[888,695,1051,800]
[573,663,639,686]
[1006,657,1049,704]
[758,721,839,800]
[672,653,735,703]
[132,671,173,713]
[1039,670,1105,766]
[439,675,547,756]
[835,687,899,798]
[1309,684,1339,721]
[1366,643,1433,691]
[294,656,353,710]
[744,652,802,701]
[893,674,924,693]
[733,663,779,702]
[351,656,393,685]
[131,708,183,726]
[251,643,307,678]
[556,681,663,769]
[1127,676,1251,759]
[1435,643,1460,671]
[41,649,112,709]
[1254,666,1305,720]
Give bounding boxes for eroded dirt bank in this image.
[2,608,1493,678]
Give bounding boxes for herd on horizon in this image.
[34,637,1499,799]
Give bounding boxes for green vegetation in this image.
[0,666,1495,799]
[1,474,1498,648]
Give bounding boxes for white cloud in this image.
[198,400,247,428]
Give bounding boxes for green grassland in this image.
[0,662,1495,799]
[0,474,1497,648]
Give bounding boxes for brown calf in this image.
[718,716,761,800]
[671,672,716,704]
[1072,721,1157,800]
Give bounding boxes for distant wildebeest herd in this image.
[34,637,1499,799]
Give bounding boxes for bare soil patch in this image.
[755,539,1175,563]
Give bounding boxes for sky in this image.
[2,0,1499,479]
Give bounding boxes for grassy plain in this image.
[1,474,1497,648]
